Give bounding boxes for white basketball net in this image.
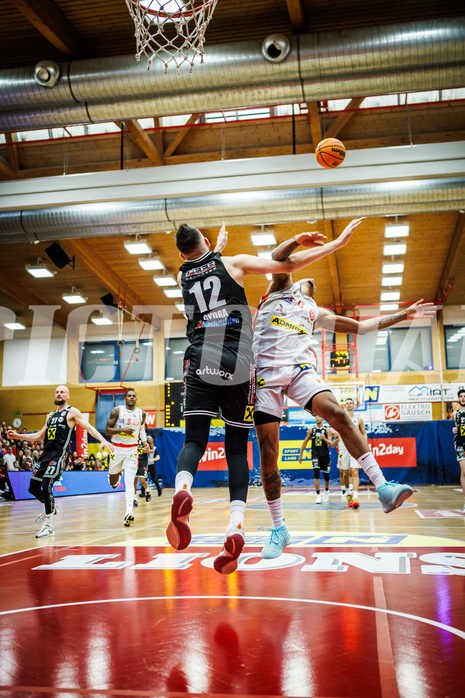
[125,0,219,73]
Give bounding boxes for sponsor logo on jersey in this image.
[257,377,266,388]
[270,316,308,334]
[195,365,234,380]
[185,261,216,278]
[47,427,56,440]
[243,405,254,422]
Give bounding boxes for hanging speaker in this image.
[45,242,73,269]
[100,292,119,316]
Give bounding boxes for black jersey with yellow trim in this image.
[311,425,330,457]
[455,408,465,446]
[42,406,74,461]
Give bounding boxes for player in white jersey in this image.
[105,388,148,527]
[336,398,365,508]
[253,221,437,558]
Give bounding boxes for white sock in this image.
[229,500,246,529]
[124,465,138,512]
[353,490,358,500]
[175,471,193,494]
[348,484,353,492]
[357,452,386,488]
[268,498,284,528]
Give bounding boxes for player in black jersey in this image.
[8,385,113,538]
[452,387,465,511]
[166,220,360,574]
[134,429,151,505]
[299,416,338,503]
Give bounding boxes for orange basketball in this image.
[315,138,346,168]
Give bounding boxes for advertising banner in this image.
[9,471,126,500]
[383,403,433,421]
[365,383,464,404]
[75,412,89,458]
[369,437,417,468]
[197,442,253,471]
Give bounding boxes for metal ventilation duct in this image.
[0,18,463,130]
[0,178,463,245]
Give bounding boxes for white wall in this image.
[3,335,67,386]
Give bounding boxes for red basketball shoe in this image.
[166,489,193,550]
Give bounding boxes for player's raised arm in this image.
[214,221,228,253]
[315,299,437,335]
[225,218,365,284]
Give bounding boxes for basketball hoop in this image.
[125,0,219,73]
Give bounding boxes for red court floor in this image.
[0,486,464,697]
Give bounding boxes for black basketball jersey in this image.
[311,425,330,457]
[179,251,254,378]
[138,437,148,466]
[42,406,74,461]
[455,408,465,446]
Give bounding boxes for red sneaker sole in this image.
[394,489,413,509]
[165,491,193,550]
[214,533,245,575]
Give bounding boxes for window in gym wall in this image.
[352,326,433,373]
[165,337,190,381]
[444,326,465,369]
[80,341,153,383]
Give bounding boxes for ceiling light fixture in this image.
[153,275,177,287]
[139,256,164,271]
[164,288,183,298]
[175,303,185,312]
[25,259,56,278]
[257,250,273,259]
[385,223,410,238]
[251,231,276,246]
[380,304,399,311]
[124,235,152,255]
[383,243,407,256]
[91,315,113,326]
[4,321,26,330]
[381,276,402,286]
[380,291,401,302]
[62,287,87,304]
[382,262,404,274]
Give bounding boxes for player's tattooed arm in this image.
[316,300,437,335]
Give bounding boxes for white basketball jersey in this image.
[253,282,319,368]
[111,405,143,447]
[338,413,361,452]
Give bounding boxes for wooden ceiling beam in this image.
[436,212,465,303]
[0,276,67,328]
[15,0,92,57]
[5,134,19,173]
[325,97,365,139]
[0,156,19,180]
[285,0,306,33]
[63,239,161,328]
[306,102,322,149]
[322,220,343,310]
[121,120,165,167]
[164,114,200,157]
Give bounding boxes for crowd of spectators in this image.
[0,421,109,475]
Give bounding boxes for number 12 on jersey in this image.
[188,276,226,312]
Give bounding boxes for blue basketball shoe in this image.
[377,481,414,513]
[261,523,291,559]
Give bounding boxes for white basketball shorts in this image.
[255,363,330,420]
[109,445,139,475]
[337,450,359,470]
